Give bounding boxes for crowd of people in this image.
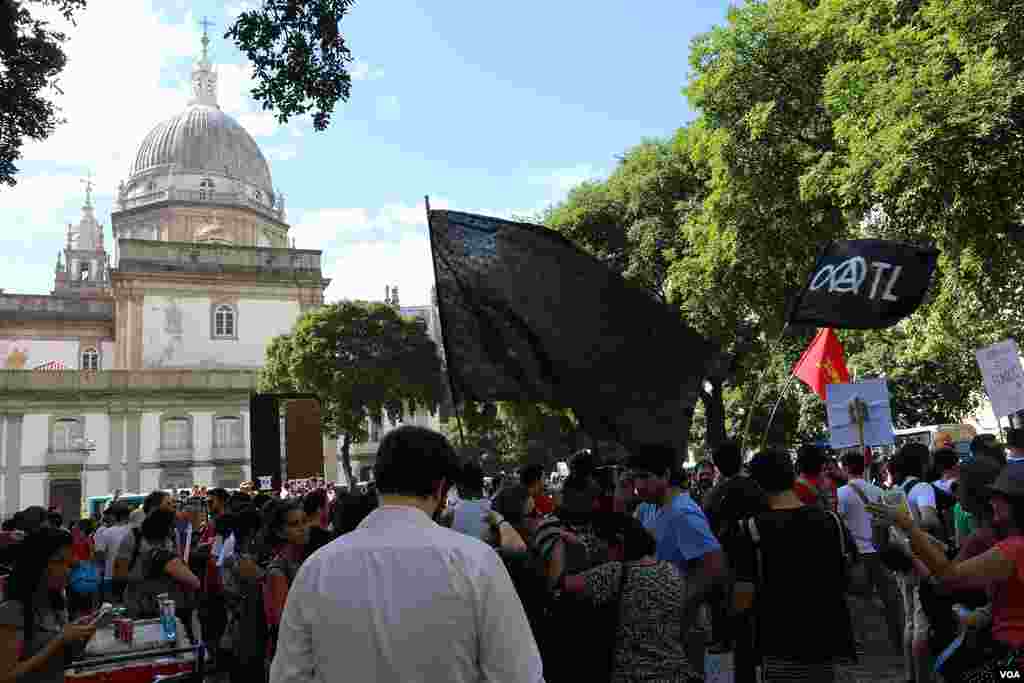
[2,424,1024,682]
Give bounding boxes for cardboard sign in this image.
[976,339,1024,418]
[826,379,895,448]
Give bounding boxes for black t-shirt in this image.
[704,475,768,547]
[733,505,856,663]
[306,526,332,556]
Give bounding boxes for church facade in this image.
[0,31,333,519]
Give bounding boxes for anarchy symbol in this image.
[810,256,867,295]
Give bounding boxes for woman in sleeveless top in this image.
[0,528,97,683]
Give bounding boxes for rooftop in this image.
[116,239,324,281]
[0,294,113,322]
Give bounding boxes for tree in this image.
[227,0,355,131]
[259,301,444,486]
[0,0,85,186]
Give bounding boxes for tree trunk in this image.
[340,433,355,490]
[700,379,727,453]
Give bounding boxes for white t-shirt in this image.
[904,478,937,518]
[837,478,884,554]
[96,524,133,577]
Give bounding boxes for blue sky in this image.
[2,0,729,306]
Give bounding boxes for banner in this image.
[428,209,714,454]
[789,240,939,329]
[792,328,849,401]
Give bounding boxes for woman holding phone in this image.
[0,528,97,683]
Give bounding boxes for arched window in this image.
[161,416,192,451]
[81,347,99,370]
[51,417,83,452]
[214,416,243,448]
[199,178,214,200]
[146,181,156,193]
[213,304,236,338]
[255,190,262,204]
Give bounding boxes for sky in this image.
[2,0,731,306]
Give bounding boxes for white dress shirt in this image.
[270,505,544,683]
[837,477,884,554]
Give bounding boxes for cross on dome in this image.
[81,171,94,207]
[190,17,218,107]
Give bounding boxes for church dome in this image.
[129,104,273,191]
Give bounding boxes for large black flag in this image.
[428,209,714,454]
[788,239,939,330]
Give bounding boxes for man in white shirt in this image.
[95,504,133,602]
[889,444,941,683]
[270,426,544,683]
[837,452,902,651]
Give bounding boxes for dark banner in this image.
[788,239,939,330]
[428,209,714,454]
[285,399,323,480]
[249,393,281,490]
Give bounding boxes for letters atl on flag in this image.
[427,209,715,454]
[793,328,849,401]
[789,239,939,330]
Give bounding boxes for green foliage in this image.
[226,0,355,131]
[259,301,443,484]
[0,0,86,186]
[443,401,582,470]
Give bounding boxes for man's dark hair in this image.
[143,490,169,516]
[795,444,827,477]
[712,440,743,477]
[141,508,176,543]
[109,503,131,523]
[933,448,958,471]
[840,451,866,476]
[459,462,485,497]
[519,464,545,488]
[374,426,460,498]
[748,449,796,494]
[47,512,63,530]
[228,492,252,513]
[891,443,929,479]
[17,506,47,533]
[207,488,229,504]
[625,444,686,487]
[303,489,328,518]
[971,434,996,457]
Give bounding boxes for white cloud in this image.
[375,95,401,122]
[264,144,299,162]
[529,164,606,203]
[224,1,256,19]
[350,60,383,82]
[295,198,539,307]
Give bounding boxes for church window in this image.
[214,416,243,449]
[79,264,90,281]
[255,191,262,203]
[51,417,83,452]
[161,416,193,451]
[199,178,214,200]
[146,181,156,193]
[81,348,99,370]
[213,304,236,338]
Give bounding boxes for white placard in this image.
[258,476,272,490]
[976,339,1024,418]
[826,379,895,448]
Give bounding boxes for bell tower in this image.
[54,174,111,299]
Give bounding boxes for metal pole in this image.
[760,369,800,451]
[739,323,790,452]
[424,195,467,449]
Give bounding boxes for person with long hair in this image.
[122,508,200,619]
[263,500,309,640]
[869,463,1024,678]
[0,528,97,683]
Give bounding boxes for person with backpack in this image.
[121,509,200,619]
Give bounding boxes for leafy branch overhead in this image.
[226,0,355,131]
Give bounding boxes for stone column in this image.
[109,413,125,493]
[4,415,23,516]
[323,436,338,483]
[125,413,141,492]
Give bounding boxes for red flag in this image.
[793,328,850,401]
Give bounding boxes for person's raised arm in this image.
[0,621,96,683]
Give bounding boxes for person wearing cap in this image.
[868,464,1024,678]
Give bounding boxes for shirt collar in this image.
[357,505,435,531]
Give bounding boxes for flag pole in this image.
[424,195,467,449]
[760,369,800,451]
[739,323,789,454]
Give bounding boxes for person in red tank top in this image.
[793,445,830,509]
[519,464,555,517]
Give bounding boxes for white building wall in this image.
[0,339,79,370]
[22,414,50,468]
[140,469,161,494]
[85,469,107,500]
[100,341,115,370]
[141,295,300,369]
[193,411,214,462]
[84,413,110,466]
[140,412,160,463]
[21,473,46,509]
